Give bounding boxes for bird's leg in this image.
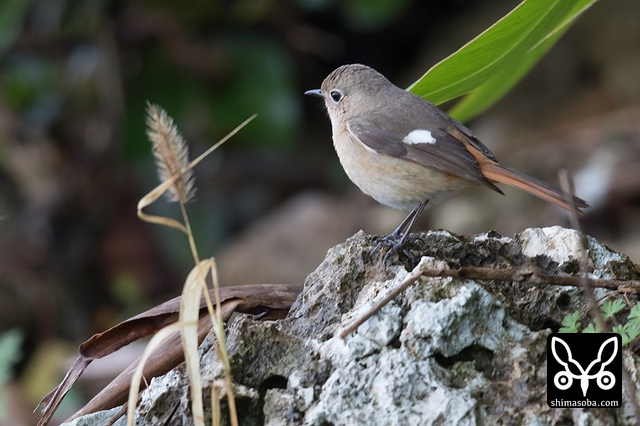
[370,200,429,262]
[386,207,418,240]
[391,199,427,248]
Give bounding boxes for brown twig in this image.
[423,266,639,290]
[338,266,425,338]
[338,264,640,339]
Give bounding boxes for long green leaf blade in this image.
[407,0,598,121]
[448,0,598,121]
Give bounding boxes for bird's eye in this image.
[330,90,342,103]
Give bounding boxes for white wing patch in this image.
[403,129,436,145]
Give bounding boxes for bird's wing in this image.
[448,116,499,163]
[347,118,502,192]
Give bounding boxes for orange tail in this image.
[481,162,589,213]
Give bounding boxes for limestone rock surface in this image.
[65,226,640,426]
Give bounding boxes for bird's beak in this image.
[304,89,323,97]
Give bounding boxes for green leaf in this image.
[583,322,601,333]
[601,299,625,320]
[612,325,629,345]
[626,304,640,344]
[559,311,580,333]
[407,0,599,122]
[625,321,640,343]
[628,303,640,320]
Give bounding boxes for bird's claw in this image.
[370,233,419,265]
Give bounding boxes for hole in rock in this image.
[434,344,494,375]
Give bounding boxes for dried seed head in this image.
[146,102,195,203]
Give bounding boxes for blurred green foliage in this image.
[0,0,31,57]
[209,37,300,148]
[0,0,428,336]
[341,0,410,31]
[0,330,22,420]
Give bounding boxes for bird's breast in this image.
[332,127,467,210]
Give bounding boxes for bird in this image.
[305,64,588,260]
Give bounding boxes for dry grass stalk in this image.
[129,104,255,426]
[127,322,185,424]
[146,102,195,204]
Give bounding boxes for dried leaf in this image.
[137,176,189,234]
[36,284,301,426]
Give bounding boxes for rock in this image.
[62,407,122,426]
[65,227,640,426]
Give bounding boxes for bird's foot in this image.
[369,200,429,266]
[370,232,420,265]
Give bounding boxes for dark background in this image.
[0,0,639,423]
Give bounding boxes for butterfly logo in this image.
[550,335,618,397]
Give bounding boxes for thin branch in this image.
[338,264,640,339]
[421,266,640,290]
[338,266,425,338]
